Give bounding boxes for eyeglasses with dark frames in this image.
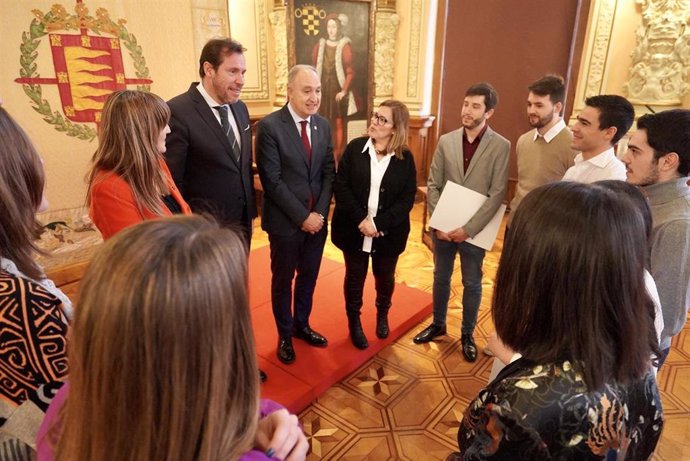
[370,111,390,126]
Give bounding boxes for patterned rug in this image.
[249,246,433,412]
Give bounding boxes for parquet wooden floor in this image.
[253,200,690,460]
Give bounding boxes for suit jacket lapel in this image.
[309,117,323,176]
[451,129,466,179]
[228,103,247,168]
[189,84,237,167]
[464,127,493,178]
[280,106,310,169]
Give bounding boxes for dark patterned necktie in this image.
[214,105,241,162]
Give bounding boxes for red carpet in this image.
[248,246,432,413]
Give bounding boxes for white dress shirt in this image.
[196,83,241,148]
[561,147,626,183]
[532,118,567,143]
[287,103,312,145]
[362,138,394,252]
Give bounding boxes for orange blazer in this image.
[89,160,192,240]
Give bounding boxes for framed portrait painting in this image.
[287,0,375,161]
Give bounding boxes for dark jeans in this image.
[431,233,486,335]
[343,250,399,316]
[269,228,327,337]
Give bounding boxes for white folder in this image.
[428,181,506,251]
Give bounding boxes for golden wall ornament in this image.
[269,4,289,105]
[373,9,399,103]
[624,0,690,105]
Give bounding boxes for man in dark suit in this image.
[256,65,335,364]
[165,38,264,382]
[165,38,256,244]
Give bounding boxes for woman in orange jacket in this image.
[87,90,191,240]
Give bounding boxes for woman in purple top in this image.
[37,216,307,461]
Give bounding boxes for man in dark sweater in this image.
[622,109,690,366]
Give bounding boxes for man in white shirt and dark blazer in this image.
[256,65,335,365]
[165,38,256,244]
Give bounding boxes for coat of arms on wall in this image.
[14,1,153,141]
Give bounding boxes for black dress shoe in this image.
[293,326,328,347]
[277,337,296,364]
[259,369,267,383]
[461,334,477,362]
[413,324,447,344]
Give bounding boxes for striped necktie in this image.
[214,105,241,162]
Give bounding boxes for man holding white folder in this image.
[413,83,510,362]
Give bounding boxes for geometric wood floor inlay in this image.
[253,201,690,460]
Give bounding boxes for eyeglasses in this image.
[370,111,390,126]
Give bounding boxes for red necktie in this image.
[300,120,311,165]
[300,120,314,210]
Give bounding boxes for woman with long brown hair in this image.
[331,99,417,349]
[0,106,70,455]
[87,89,191,240]
[451,182,663,460]
[37,216,307,461]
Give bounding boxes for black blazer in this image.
[256,105,335,236]
[331,137,417,256]
[165,83,257,228]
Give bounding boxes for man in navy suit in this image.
[165,38,256,244]
[256,65,335,364]
[165,38,264,381]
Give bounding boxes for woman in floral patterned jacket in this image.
[452,181,663,461]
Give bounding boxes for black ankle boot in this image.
[348,315,369,349]
[376,310,389,339]
[375,303,390,339]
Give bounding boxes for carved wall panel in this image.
[623,0,690,105]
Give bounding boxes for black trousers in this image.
[269,228,327,338]
[342,250,399,317]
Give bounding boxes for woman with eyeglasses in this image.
[331,100,417,349]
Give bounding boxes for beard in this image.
[462,115,485,130]
[528,111,554,129]
[629,166,660,187]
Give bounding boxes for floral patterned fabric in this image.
[457,358,663,460]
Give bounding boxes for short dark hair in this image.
[494,181,657,390]
[198,38,246,79]
[465,82,498,111]
[636,109,690,177]
[584,94,635,145]
[528,74,566,105]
